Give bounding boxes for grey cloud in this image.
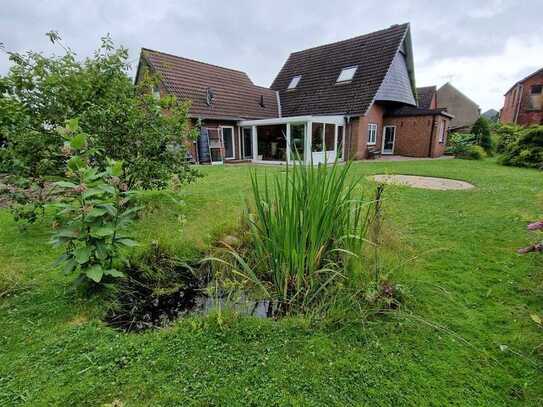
[1,0,542,110]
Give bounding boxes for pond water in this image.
[104,285,271,333]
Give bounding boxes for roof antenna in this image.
[206,88,215,106]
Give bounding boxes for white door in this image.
[382,126,396,155]
[221,126,235,159]
[311,123,336,164]
[241,127,253,159]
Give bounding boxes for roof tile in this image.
[271,24,410,117]
[141,49,279,120]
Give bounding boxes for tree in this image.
[51,119,141,285]
[471,117,493,155]
[0,32,198,188]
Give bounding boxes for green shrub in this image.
[446,133,485,160]
[446,133,476,154]
[460,145,486,160]
[472,117,493,155]
[494,123,524,154]
[498,126,543,169]
[50,119,141,286]
[0,33,198,188]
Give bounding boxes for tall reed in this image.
[245,160,375,314]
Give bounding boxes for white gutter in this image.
[275,91,282,118]
[239,115,344,127]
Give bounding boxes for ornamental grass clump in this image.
[235,160,377,315]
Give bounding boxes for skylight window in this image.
[288,75,301,89]
[337,66,358,83]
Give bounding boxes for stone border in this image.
[370,174,474,191]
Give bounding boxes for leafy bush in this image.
[498,126,543,169]
[445,133,483,160]
[50,120,141,285]
[0,175,55,228]
[460,145,486,160]
[494,123,524,154]
[0,32,198,188]
[471,117,493,155]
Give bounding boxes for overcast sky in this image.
[1,0,542,111]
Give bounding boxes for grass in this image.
[1,158,543,405]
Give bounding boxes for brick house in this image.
[435,83,480,132]
[500,67,543,126]
[136,23,452,164]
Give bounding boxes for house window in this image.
[290,123,305,158]
[439,120,447,143]
[337,126,344,159]
[288,75,301,89]
[531,85,542,94]
[367,123,377,145]
[337,66,358,83]
[312,123,324,152]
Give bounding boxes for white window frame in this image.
[288,75,301,90]
[439,120,446,143]
[337,66,358,83]
[382,125,396,154]
[220,126,236,160]
[367,123,377,145]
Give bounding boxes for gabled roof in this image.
[270,23,413,117]
[505,67,543,95]
[386,106,453,119]
[416,86,437,109]
[137,48,279,120]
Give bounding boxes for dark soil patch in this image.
[103,244,272,333]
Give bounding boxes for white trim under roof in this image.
[239,115,344,127]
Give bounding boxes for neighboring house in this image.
[436,82,480,132]
[135,50,279,163]
[136,23,452,164]
[500,67,543,126]
[482,109,499,122]
[416,86,438,109]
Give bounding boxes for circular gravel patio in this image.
[370,174,474,190]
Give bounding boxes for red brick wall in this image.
[350,104,385,159]
[501,71,543,126]
[429,93,437,109]
[383,115,449,158]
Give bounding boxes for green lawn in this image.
[1,158,542,406]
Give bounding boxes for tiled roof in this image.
[416,86,436,109]
[505,67,543,95]
[140,48,279,120]
[270,23,410,117]
[386,106,453,118]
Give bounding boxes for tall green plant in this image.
[50,119,141,285]
[242,160,373,314]
[472,117,493,155]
